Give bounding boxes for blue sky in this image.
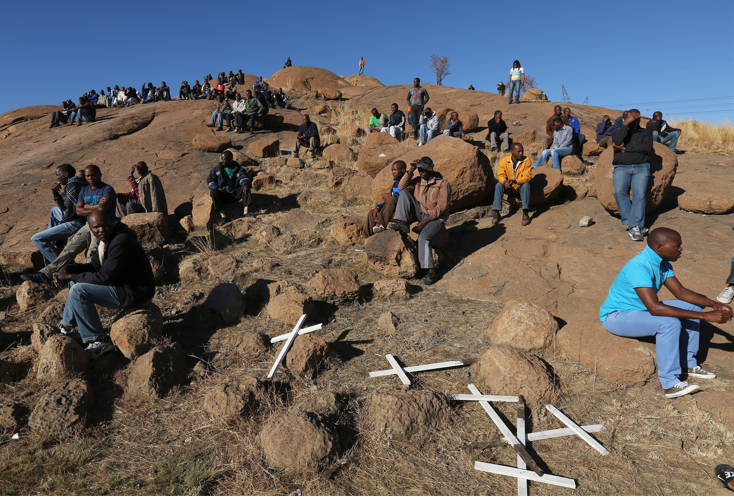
[1,0,732,122]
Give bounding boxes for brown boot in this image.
[522,212,531,226]
[491,211,500,225]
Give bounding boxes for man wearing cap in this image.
[388,157,451,285]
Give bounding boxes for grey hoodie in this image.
[419,112,441,133]
[407,86,430,107]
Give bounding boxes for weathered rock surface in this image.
[328,166,357,187]
[29,379,94,437]
[236,331,270,355]
[285,334,331,378]
[207,254,237,281]
[503,166,563,207]
[365,132,399,147]
[32,323,56,353]
[277,209,325,233]
[364,230,419,278]
[368,390,448,440]
[357,145,403,177]
[475,345,557,404]
[121,212,168,248]
[346,171,374,197]
[248,138,280,158]
[268,293,314,325]
[486,300,558,350]
[678,192,734,215]
[309,268,360,301]
[204,283,246,324]
[560,155,587,176]
[36,335,90,382]
[378,311,400,335]
[203,377,260,422]
[16,281,54,313]
[252,173,276,191]
[193,134,232,153]
[110,303,164,360]
[260,410,340,470]
[436,108,479,133]
[331,215,364,245]
[322,143,356,163]
[373,279,412,300]
[126,343,187,398]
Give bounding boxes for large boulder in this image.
[203,378,261,422]
[248,138,280,158]
[121,212,168,248]
[260,410,341,470]
[372,135,493,211]
[486,300,558,350]
[373,279,412,300]
[321,88,342,100]
[309,269,360,302]
[678,192,734,215]
[594,142,677,214]
[267,66,350,92]
[436,108,479,133]
[208,254,237,281]
[126,343,188,398]
[556,322,656,384]
[519,88,549,102]
[29,379,94,437]
[475,345,557,404]
[559,155,587,176]
[357,145,404,177]
[203,283,246,324]
[236,331,271,355]
[36,335,90,382]
[368,390,448,440]
[365,132,399,147]
[322,144,356,163]
[504,166,563,207]
[31,323,56,353]
[193,134,232,153]
[16,281,54,313]
[110,303,164,360]
[346,171,373,197]
[331,215,364,245]
[252,173,276,191]
[268,292,314,325]
[277,209,325,233]
[511,129,536,147]
[191,193,244,228]
[285,334,331,378]
[364,231,419,279]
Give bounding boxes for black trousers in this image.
[410,105,423,137]
[210,188,251,211]
[51,111,69,126]
[727,260,734,285]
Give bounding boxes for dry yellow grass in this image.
[670,119,734,155]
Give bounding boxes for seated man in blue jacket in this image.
[294,114,320,158]
[206,150,252,226]
[53,211,156,358]
[596,115,615,148]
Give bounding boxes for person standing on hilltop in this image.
[507,60,525,104]
[359,57,365,75]
[646,111,682,154]
[541,106,568,150]
[610,109,653,242]
[407,78,430,141]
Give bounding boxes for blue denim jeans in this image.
[532,147,571,170]
[494,181,530,210]
[210,110,231,127]
[31,207,83,263]
[419,124,436,145]
[612,163,649,229]
[652,130,679,151]
[62,282,124,343]
[602,300,701,389]
[69,110,93,123]
[508,80,521,103]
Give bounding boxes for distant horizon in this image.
[1,0,732,123]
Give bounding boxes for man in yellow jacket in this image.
[388,157,451,285]
[492,143,533,226]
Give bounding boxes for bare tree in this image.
[430,55,450,86]
[520,76,538,93]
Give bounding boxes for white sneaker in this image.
[373,225,384,234]
[85,340,115,359]
[716,286,734,304]
[664,381,700,399]
[686,366,716,379]
[629,226,644,241]
[418,142,423,147]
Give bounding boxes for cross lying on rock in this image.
[267,314,324,380]
[368,356,469,386]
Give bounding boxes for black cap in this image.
[416,157,434,172]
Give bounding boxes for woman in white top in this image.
[507,60,525,104]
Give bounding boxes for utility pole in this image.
[561,85,571,103]
[582,96,588,105]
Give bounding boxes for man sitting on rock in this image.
[564,107,585,153]
[596,115,615,148]
[614,111,629,130]
[294,114,320,158]
[234,90,265,133]
[388,157,451,286]
[206,150,252,226]
[600,227,731,399]
[30,164,86,266]
[360,160,408,242]
[225,80,237,100]
[646,111,682,153]
[254,88,270,115]
[66,96,96,126]
[532,118,573,170]
[381,103,405,139]
[418,107,440,146]
[611,108,653,242]
[49,100,75,128]
[486,110,509,152]
[53,211,156,359]
[115,161,167,218]
[366,108,388,135]
[541,105,568,150]
[207,95,233,132]
[491,143,533,226]
[274,88,288,109]
[443,111,463,138]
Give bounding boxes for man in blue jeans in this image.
[600,228,731,399]
[532,118,573,170]
[31,164,86,264]
[53,211,156,358]
[611,109,653,242]
[646,111,682,153]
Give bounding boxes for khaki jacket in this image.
[138,173,168,215]
[496,156,532,193]
[398,171,451,222]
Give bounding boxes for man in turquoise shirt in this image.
[600,228,732,399]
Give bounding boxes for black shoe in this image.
[20,273,51,284]
[420,271,439,285]
[388,220,410,234]
[219,215,229,226]
[715,464,734,489]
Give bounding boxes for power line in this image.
[597,96,733,107]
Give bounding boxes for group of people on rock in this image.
[205,85,288,133]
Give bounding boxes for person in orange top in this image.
[388,157,451,285]
[492,143,533,226]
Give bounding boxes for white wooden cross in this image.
[267,314,314,380]
[369,357,467,386]
[545,404,610,456]
[270,323,323,343]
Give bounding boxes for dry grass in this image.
[669,119,734,155]
[1,163,733,495]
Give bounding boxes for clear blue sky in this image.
[1,0,732,122]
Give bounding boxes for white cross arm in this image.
[385,354,411,385]
[545,405,610,456]
[270,323,323,343]
[266,314,307,380]
[499,424,606,444]
[448,394,519,403]
[369,360,465,378]
[474,461,576,489]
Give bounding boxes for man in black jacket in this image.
[646,111,682,153]
[486,110,509,152]
[53,211,156,358]
[381,103,406,139]
[206,150,252,225]
[294,114,320,158]
[611,109,654,242]
[30,164,86,265]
